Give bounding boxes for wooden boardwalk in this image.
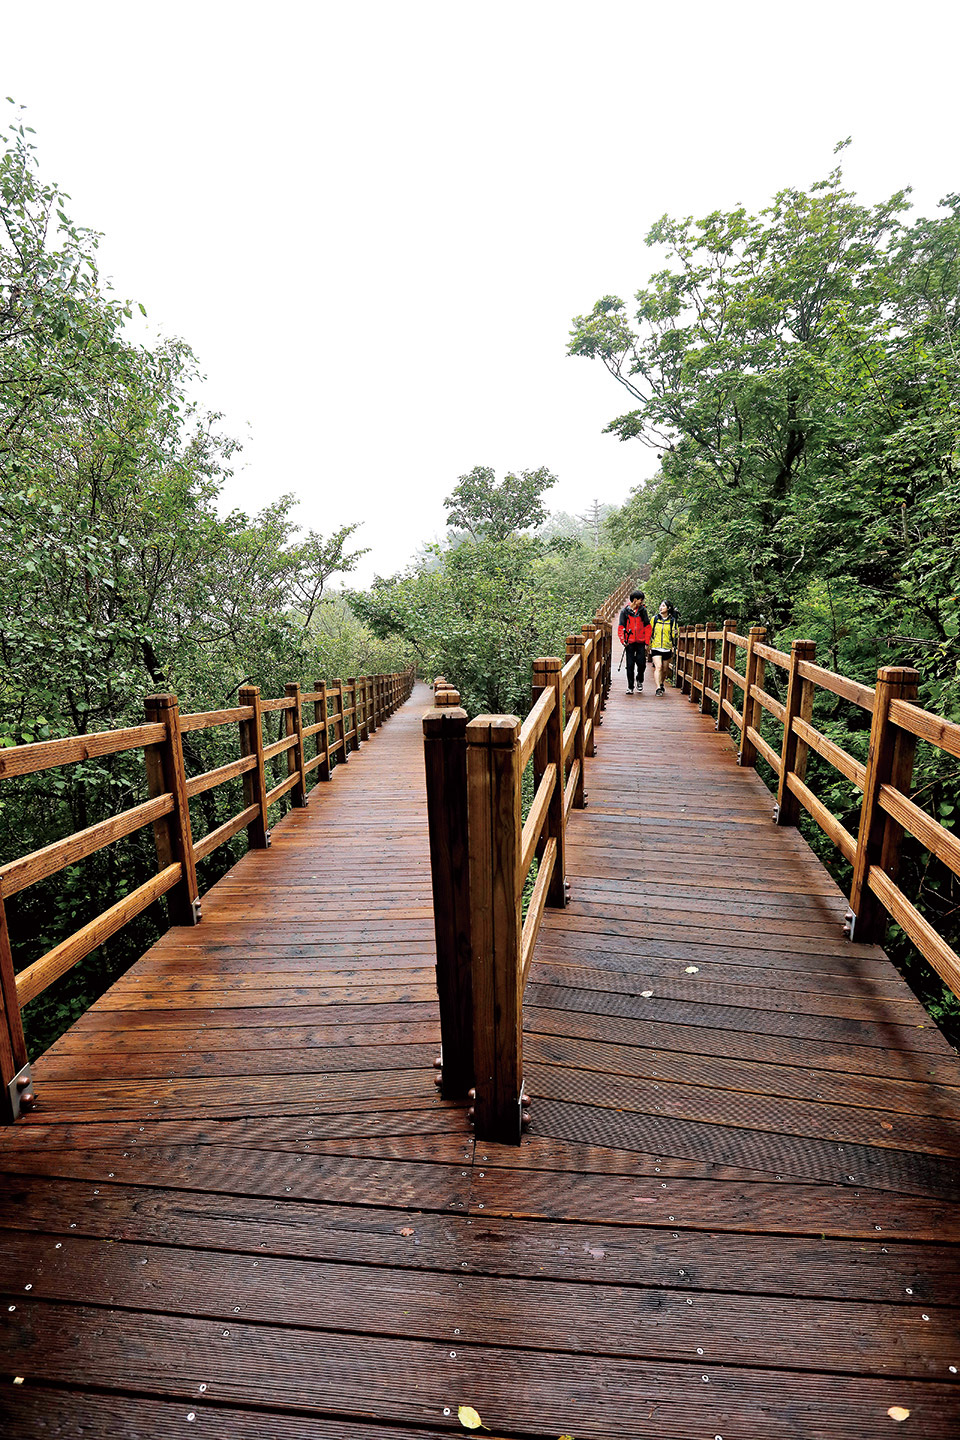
[2,677,959,1437]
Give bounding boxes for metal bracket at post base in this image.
[772,802,780,824]
[6,1063,35,1121]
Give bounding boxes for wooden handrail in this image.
[519,685,555,770]
[679,620,960,1001]
[0,662,417,1120]
[423,579,639,1143]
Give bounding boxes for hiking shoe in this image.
[637,683,643,692]
[656,685,665,695]
[627,687,634,694]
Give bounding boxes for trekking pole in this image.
[617,646,625,673]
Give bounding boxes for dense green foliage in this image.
[570,151,960,1037]
[351,467,649,717]
[0,116,410,1053]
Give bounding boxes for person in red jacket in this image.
[617,590,651,694]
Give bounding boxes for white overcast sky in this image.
[3,1,958,586]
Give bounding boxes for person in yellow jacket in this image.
[649,600,678,694]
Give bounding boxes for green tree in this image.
[444,464,557,541]
[570,154,960,1037]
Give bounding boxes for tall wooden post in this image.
[284,683,307,807]
[688,625,701,704]
[423,707,474,1099]
[849,666,920,943]
[700,627,714,716]
[238,685,270,846]
[776,640,817,825]
[532,658,567,909]
[0,891,31,1121]
[144,694,201,924]
[716,621,734,732]
[366,677,377,734]
[737,626,766,768]
[568,635,587,808]
[582,625,599,756]
[467,714,523,1145]
[333,682,349,763]
[314,682,332,781]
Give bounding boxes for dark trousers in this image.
[626,643,646,688]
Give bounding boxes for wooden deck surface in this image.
[2,676,959,1437]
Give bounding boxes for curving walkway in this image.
[1,677,959,1437]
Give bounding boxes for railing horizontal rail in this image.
[0,793,175,898]
[260,696,296,714]
[561,653,580,686]
[754,641,790,668]
[185,754,257,800]
[519,685,555,771]
[263,732,298,763]
[868,866,960,996]
[520,763,557,881]
[878,783,960,878]
[0,723,167,780]
[746,725,782,775]
[751,684,785,723]
[792,717,866,789]
[888,699,960,761]
[266,771,300,807]
[15,862,183,1007]
[797,659,875,712]
[786,772,858,864]
[521,835,556,985]
[193,804,261,863]
[179,706,254,732]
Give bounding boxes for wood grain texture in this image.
[2,674,960,1438]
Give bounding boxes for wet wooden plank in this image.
[3,1302,959,1438]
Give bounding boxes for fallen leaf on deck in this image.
[684,966,699,974]
[458,1404,486,1429]
[398,1227,415,1237]
[640,990,654,998]
[880,1122,893,1131]
[887,1406,910,1422]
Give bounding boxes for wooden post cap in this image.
[466,715,521,746]
[423,708,468,736]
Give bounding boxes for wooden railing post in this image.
[238,685,271,846]
[284,682,307,807]
[338,679,352,760]
[699,626,714,716]
[716,621,734,732]
[776,639,817,826]
[0,892,32,1121]
[467,714,523,1145]
[423,706,474,1099]
[849,666,920,943]
[314,681,332,781]
[366,677,377,735]
[532,657,567,909]
[688,624,702,704]
[144,694,201,923]
[597,623,612,710]
[737,626,766,768]
[345,679,357,751]
[568,634,587,809]
[582,625,598,755]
